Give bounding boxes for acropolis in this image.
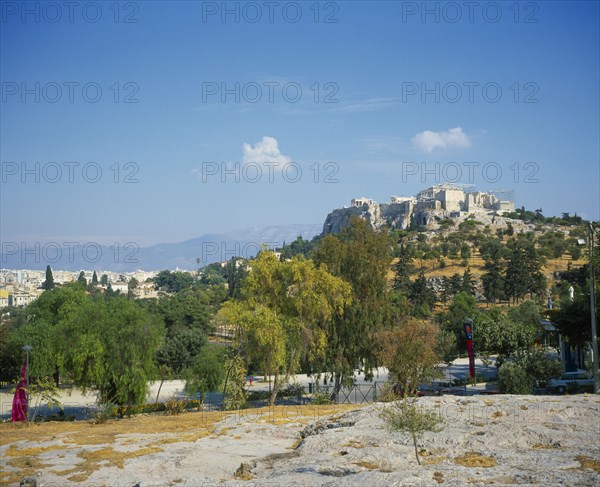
[322,185,515,235]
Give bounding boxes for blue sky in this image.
[1,0,599,247]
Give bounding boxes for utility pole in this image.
[588,223,598,393]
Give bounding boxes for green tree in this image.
[91,271,99,285]
[392,243,414,295]
[221,354,247,410]
[481,249,506,304]
[409,273,437,317]
[374,318,442,394]
[475,308,537,359]
[312,217,391,398]
[77,271,87,287]
[570,244,582,261]
[8,284,88,386]
[461,268,476,296]
[100,274,109,286]
[225,257,247,299]
[154,270,194,293]
[219,252,352,405]
[183,344,227,403]
[61,295,164,405]
[460,243,471,261]
[505,237,546,303]
[150,287,217,378]
[42,265,55,290]
[499,347,561,393]
[280,235,313,259]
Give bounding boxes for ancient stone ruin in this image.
[322,185,515,235]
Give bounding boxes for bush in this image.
[163,397,188,415]
[89,402,117,424]
[246,390,270,401]
[498,363,530,394]
[499,347,562,393]
[377,382,401,403]
[281,382,305,397]
[310,393,332,405]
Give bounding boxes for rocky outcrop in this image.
[322,201,412,235]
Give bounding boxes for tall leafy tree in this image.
[312,217,391,397]
[91,271,98,285]
[481,241,506,304]
[409,272,437,316]
[505,237,546,304]
[475,308,537,358]
[460,268,476,296]
[7,284,88,385]
[392,243,415,295]
[77,271,87,287]
[61,295,164,405]
[219,251,352,404]
[225,257,247,299]
[374,318,442,394]
[183,343,227,403]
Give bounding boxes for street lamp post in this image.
[22,345,32,420]
[588,223,599,394]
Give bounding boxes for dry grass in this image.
[433,471,444,483]
[353,460,380,470]
[467,476,519,484]
[352,459,393,472]
[576,455,600,473]
[341,439,365,449]
[4,444,65,457]
[0,404,363,484]
[421,456,445,465]
[454,451,497,468]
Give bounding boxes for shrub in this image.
[380,399,444,465]
[164,397,188,415]
[89,402,117,424]
[281,382,305,397]
[310,393,332,405]
[498,363,530,394]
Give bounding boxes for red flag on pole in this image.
[12,357,27,422]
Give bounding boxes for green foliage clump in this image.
[183,343,227,400]
[499,347,562,393]
[222,355,247,410]
[498,363,531,394]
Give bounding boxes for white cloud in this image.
[411,127,472,153]
[242,136,291,168]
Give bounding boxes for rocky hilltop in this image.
[322,185,515,235]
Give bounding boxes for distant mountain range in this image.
[0,224,322,272]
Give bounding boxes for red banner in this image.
[464,319,475,379]
[466,339,475,379]
[12,358,27,422]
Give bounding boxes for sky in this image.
[1,0,599,250]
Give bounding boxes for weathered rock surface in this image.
[1,395,598,486]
